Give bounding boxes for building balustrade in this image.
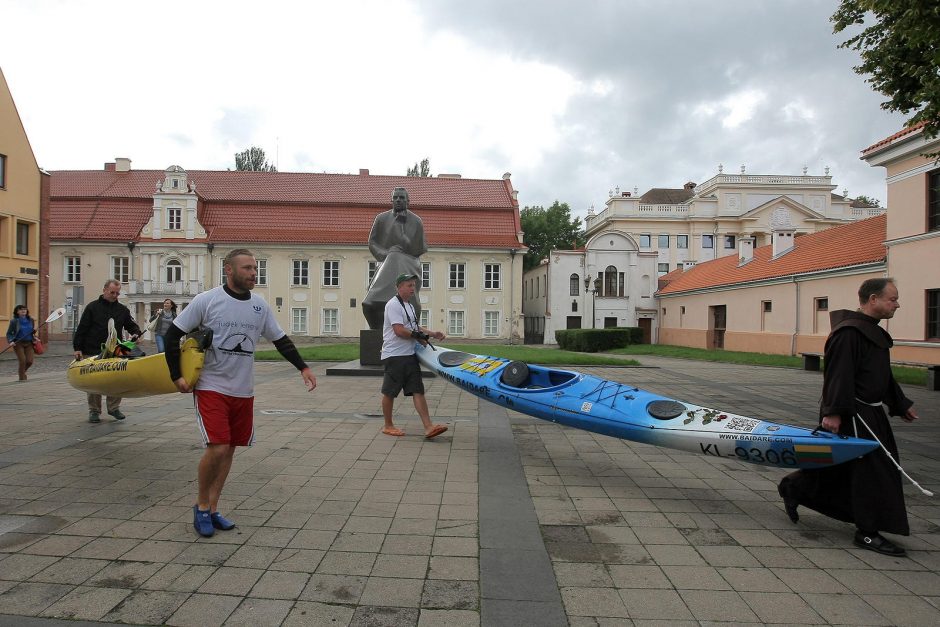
[126,279,204,296]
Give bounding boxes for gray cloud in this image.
[415,0,905,213]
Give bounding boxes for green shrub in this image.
[556,327,641,352]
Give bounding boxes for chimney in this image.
[115,157,131,172]
[437,173,462,179]
[684,181,696,190]
[682,260,697,270]
[359,168,369,175]
[622,191,631,197]
[737,237,755,265]
[104,162,115,171]
[772,229,795,257]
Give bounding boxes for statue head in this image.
[392,187,409,215]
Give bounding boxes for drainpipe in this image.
[509,248,517,345]
[790,277,799,356]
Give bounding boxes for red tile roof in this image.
[49,169,523,248]
[861,121,927,155]
[657,214,886,295]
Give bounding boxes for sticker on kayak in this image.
[581,401,593,413]
[458,357,506,376]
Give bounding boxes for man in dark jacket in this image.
[778,278,918,556]
[73,279,142,423]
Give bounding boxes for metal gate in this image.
[524,316,544,344]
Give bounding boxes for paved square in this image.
[1,345,937,626]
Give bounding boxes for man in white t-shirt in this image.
[164,249,317,537]
[380,273,448,439]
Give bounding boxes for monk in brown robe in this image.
[778,278,918,556]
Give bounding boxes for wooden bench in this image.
[800,352,822,371]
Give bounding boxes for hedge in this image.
[555,327,642,352]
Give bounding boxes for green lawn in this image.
[256,341,929,387]
[255,342,639,366]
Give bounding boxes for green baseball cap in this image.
[396,273,419,285]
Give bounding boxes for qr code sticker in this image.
[725,416,759,433]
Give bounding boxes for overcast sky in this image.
[3,0,908,220]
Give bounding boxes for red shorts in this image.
[194,390,255,446]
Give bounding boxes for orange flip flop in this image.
[425,425,448,440]
[382,426,405,436]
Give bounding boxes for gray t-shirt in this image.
[173,286,285,397]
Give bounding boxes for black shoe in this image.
[88,412,101,423]
[108,409,126,421]
[854,531,906,556]
[783,498,799,523]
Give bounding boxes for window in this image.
[165,259,182,283]
[322,308,338,334]
[65,257,81,283]
[657,263,669,274]
[483,311,499,336]
[571,300,578,312]
[639,234,651,248]
[702,234,714,249]
[929,169,940,232]
[569,273,580,296]
[723,235,736,249]
[484,263,501,289]
[535,277,539,298]
[15,222,30,255]
[219,263,226,286]
[763,301,772,313]
[323,260,339,287]
[603,265,623,297]
[421,262,431,289]
[292,259,309,286]
[677,235,689,249]
[419,309,430,328]
[367,261,380,288]
[167,207,182,230]
[0,153,6,188]
[256,259,267,286]
[658,234,670,249]
[291,308,308,334]
[927,290,939,340]
[112,256,130,283]
[816,298,828,311]
[448,310,465,336]
[449,262,465,288]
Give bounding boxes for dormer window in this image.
[167,207,182,230]
[171,178,179,189]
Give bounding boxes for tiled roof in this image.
[50,170,516,208]
[49,169,522,248]
[657,214,886,295]
[861,121,927,155]
[639,188,695,204]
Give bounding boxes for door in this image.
[566,316,582,329]
[637,318,652,344]
[710,305,726,349]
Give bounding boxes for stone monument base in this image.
[359,329,383,366]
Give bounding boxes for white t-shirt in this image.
[173,285,285,397]
[381,296,419,360]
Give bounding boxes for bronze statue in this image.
[362,187,426,329]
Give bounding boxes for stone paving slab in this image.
[0,346,938,626]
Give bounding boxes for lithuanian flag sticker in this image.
[794,444,833,464]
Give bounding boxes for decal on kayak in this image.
[457,357,506,376]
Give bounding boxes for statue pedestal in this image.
[359,329,383,366]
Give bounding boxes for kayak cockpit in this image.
[498,360,578,390]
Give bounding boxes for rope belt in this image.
[855,397,883,407]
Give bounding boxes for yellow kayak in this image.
[67,336,208,398]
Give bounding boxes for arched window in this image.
[604,265,618,296]
[166,259,182,283]
[569,273,580,296]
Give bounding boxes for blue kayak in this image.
[415,344,879,470]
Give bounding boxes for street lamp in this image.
[585,275,601,329]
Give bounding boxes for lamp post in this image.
[585,275,600,329]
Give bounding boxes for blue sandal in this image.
[211,512,236,531]
[193,506,214,537]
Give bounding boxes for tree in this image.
[853,194,881,207]
[406,158,431,177]
[832,1,940,143]
[234,146,277,172]
[520,201,585,271]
